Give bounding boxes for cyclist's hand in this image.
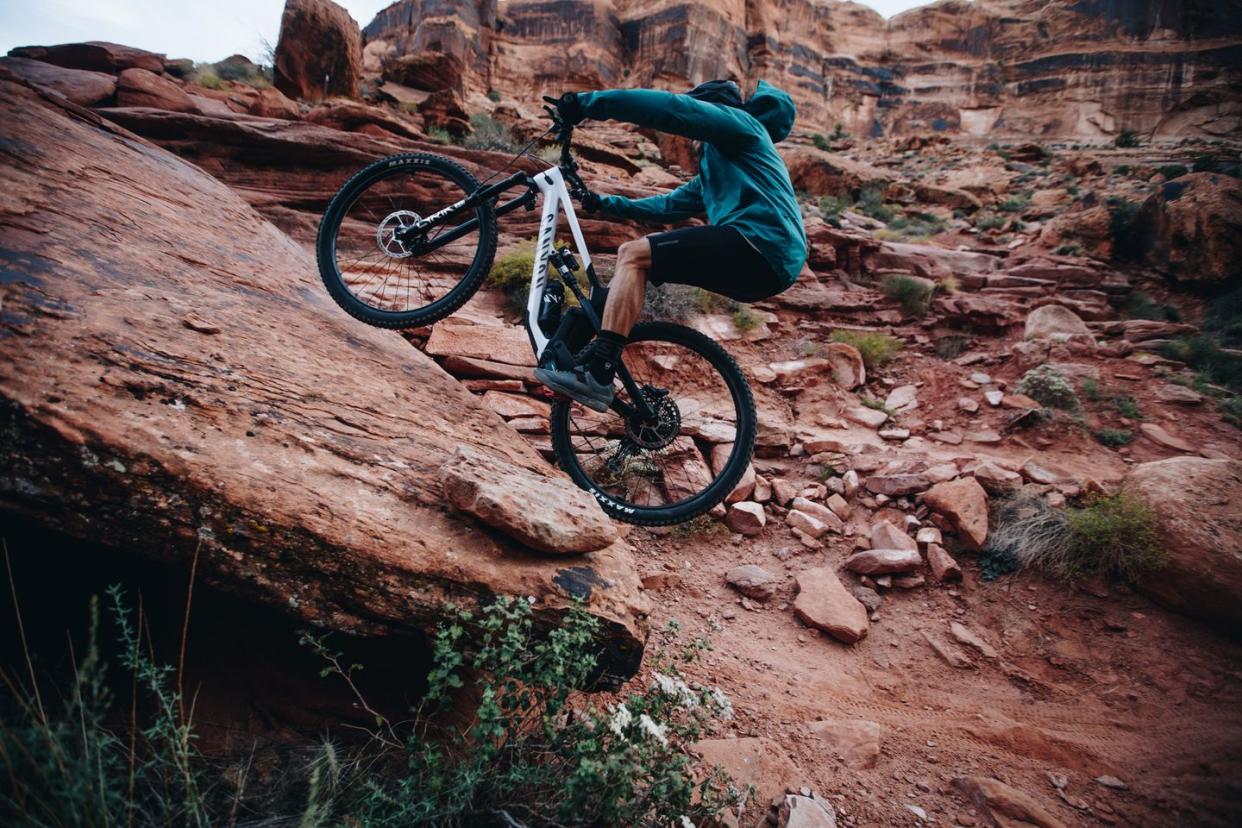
[555,92,587,126]
[580,190,602,214]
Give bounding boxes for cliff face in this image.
[362,0,1242,137]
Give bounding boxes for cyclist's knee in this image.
[617,238,652,269]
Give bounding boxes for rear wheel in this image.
[549,322,756,525]
[316,153,498,329]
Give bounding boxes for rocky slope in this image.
[0,70,648,676]
[360,0,1242,137]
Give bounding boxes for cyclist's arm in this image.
[579,89,752,148]
[597,177,704,222]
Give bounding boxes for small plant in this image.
[818,195,850,220]
[1081,378,1103,401]
[1156,164,1188,180]
[486,88,502,102]
[811,133,830,151]
[884,212,946,241]
[830,329,901,369]
[977,212,1005,230]
[1111,393,1144,420]
[979,546,1021,581]
[817,464,841,483]
[1094,428,1134,447]
[399,100,419,115]
[857,187,894,222]
[732,305,758,332]
[879,274,934,317]
[1220,396,1242,428]
[1114,129,1142,148]
[426,125,452,145]
[1160,332,1242,392]
[462,113,519,152]
[933,334,971,359]
[860,397,895,416]
[830,123,849,141]
[1015,364,1078,409]
[488,238,586,316]
[537,144,563,165]
[985,493,1165,584]
[997,195,1029,213]
[1123,291,1179,322]
[1056,244,1083,256]
[643,284,707,323]
[190,66,223,90]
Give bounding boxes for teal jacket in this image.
[579,81,807,288]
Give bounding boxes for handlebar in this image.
[541,95,589,201]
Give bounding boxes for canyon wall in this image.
[362,0,1242,137]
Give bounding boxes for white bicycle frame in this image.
[524,165,595,359]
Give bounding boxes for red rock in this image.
[441,447,617,554]
[786,508,828,539]
[1139,422,1194,453]
[248,86,301,120]
[274,0,363,100]
[0,75,646,674]
[116,67,195,112]
[871,521,917,552]
[954,776,1066,828]
[726,502,766,536]
[9,41,165,74]
[922,477,989,550]
[425,322,536,367]
[844,548,923,576]
[726,564,777,601]
[0,56,116,106]
[794,567,869,644]
[1135,172,1242,287]
[950,622,996,658]
[864,473,930,496]
[927,544,963,582]
[806,719,882,769]
[783,147,894,197]
[792,498,844,533]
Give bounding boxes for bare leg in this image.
[601,237,652,337]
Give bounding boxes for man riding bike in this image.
[533,79,808,412]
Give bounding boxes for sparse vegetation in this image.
[830,123,849,141]
[997,195,1029,213]
[1114,129,1142,148]
[977,212,1005,230]
[811,133,830,151]
[985,493,1164,584]
[857,187,894,222]
[537,144,563,165]
[1156,164,1188,180]
[1122,291,1179,322]
[860,396,896,416]
[831,329,902,370]
[1093,428,1134,447]
[1220,396,1242,429]
[818,195,850,221]
[486,88,502,102]
[732,305,758,332]
[879,274,934,317]
[643,284,719,322]
[933,334,971,359]
[426,126,452,145]
[1107,196,1144,262]
[1159,334,1242,392]
[1014,364,1078,409]
[1081,378,1103,402]
[488,238,586,316]
[882,212,946,241]
[462,113,519,153]
[1111,393,1143,420]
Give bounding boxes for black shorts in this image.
[647,225,785,303]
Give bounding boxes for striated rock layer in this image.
[362,0,1242,137]
[0,74,648,677]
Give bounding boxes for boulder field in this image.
[0,74,648,677]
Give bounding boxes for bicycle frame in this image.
[524,165,595,358]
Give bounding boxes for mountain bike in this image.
[316,99,756,525]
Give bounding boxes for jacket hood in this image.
[744,80,796,142]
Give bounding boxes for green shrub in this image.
[486,89,502,102]
[190,67,223,89]
[1156,164,1188,180]
[860,396,895,415]
[885,212,946,241]
[879,274,934,317]
[1107,196,1143,262]
[977,212,1005,230]
[1220,396,1242,429]
[1159,334,1242,392]
[830,123,849,141]
[830,329,901,369]
[1203,286,1242,348]
[488,239,589,316]
[1015,364,1078,409]
[1094,428,1134,447]
[1111,393,1144,420]
[857,187,894,222]
[811,133,830,151]
[643,284,716,323]
[933,334,971,359]
[997,195,1028,213]
[1122,291,1179,322]
[0,588,210,827]
[732,305,758,332]
[1081,378,1102,401]
[1114,130,1142,148]
[818,195,850,219]
[335,599,746,825]
[462,113,519,152]
[985,493,1164,584]
[426,126,452,145]
[1056,244,1083,256]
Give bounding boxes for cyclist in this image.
[533,79,808,411]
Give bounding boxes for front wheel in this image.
[549,322,756,526]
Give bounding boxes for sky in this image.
[0,0,934,64]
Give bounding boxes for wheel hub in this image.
[625,388,681,450]
[376,210,423,258]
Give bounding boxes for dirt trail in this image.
[627,522,1242,827]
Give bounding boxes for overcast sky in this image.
[0,0,935,64]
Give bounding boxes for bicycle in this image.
[316,98,756,526]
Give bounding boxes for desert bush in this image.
[830,123,849,141]
[1111,393,1144,420]
[732,305,758,331]
[997,195,1028,213]
[830,329,901,369]
[1203,286,1242,348]
[884,212,946,241]
[426,126,452,145]
[879,274,934,317]
[933,333,971,359]
[1107,196,1144,262]
[1093,428,1134,447]
[976,212,1005,230]
[1114,129,1142,148]
[462,113,519,153]
[818,195,850,219]
[1159,334,1242,392]
[1220,396,1242,429]
[537,144,563,165]
[984,493,1164,584]
[643,284,715,322]
[811,133,830,151]
[1014,364,1078,409]
[486,89,502,102]
[1156,164,1188,180]
[488,239,590,316]
[0,588,211,827]
[857,187,894,222]
[336,599,746,825]
[1122,291,1179,322]
[189,65,223,89]
[1055,243,1082,256]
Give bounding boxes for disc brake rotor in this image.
[624,388,681,450]
[376,209,422,258]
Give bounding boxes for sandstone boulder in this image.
[794,567,869,644]
[1024,304,1092,341]
[440,447,617,554]
[0,56,116,106]
[844,549,922,576]
[1122,458,1242,630]
[249,86,301,120]
[953,776,1066,828]
[973,461,1023,496]
[783,147,893,198]
[274,0,363,100]
[0,76,646,675]
[778,793,839,828]
[726,501,766,536]
[9,40,165,74]
[116,67,196,112]
[806,719,882,769]
[726,564,778,601]
[923,477,989,550]
[1135,173,1242,287]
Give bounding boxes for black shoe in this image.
[534,364,616,412]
